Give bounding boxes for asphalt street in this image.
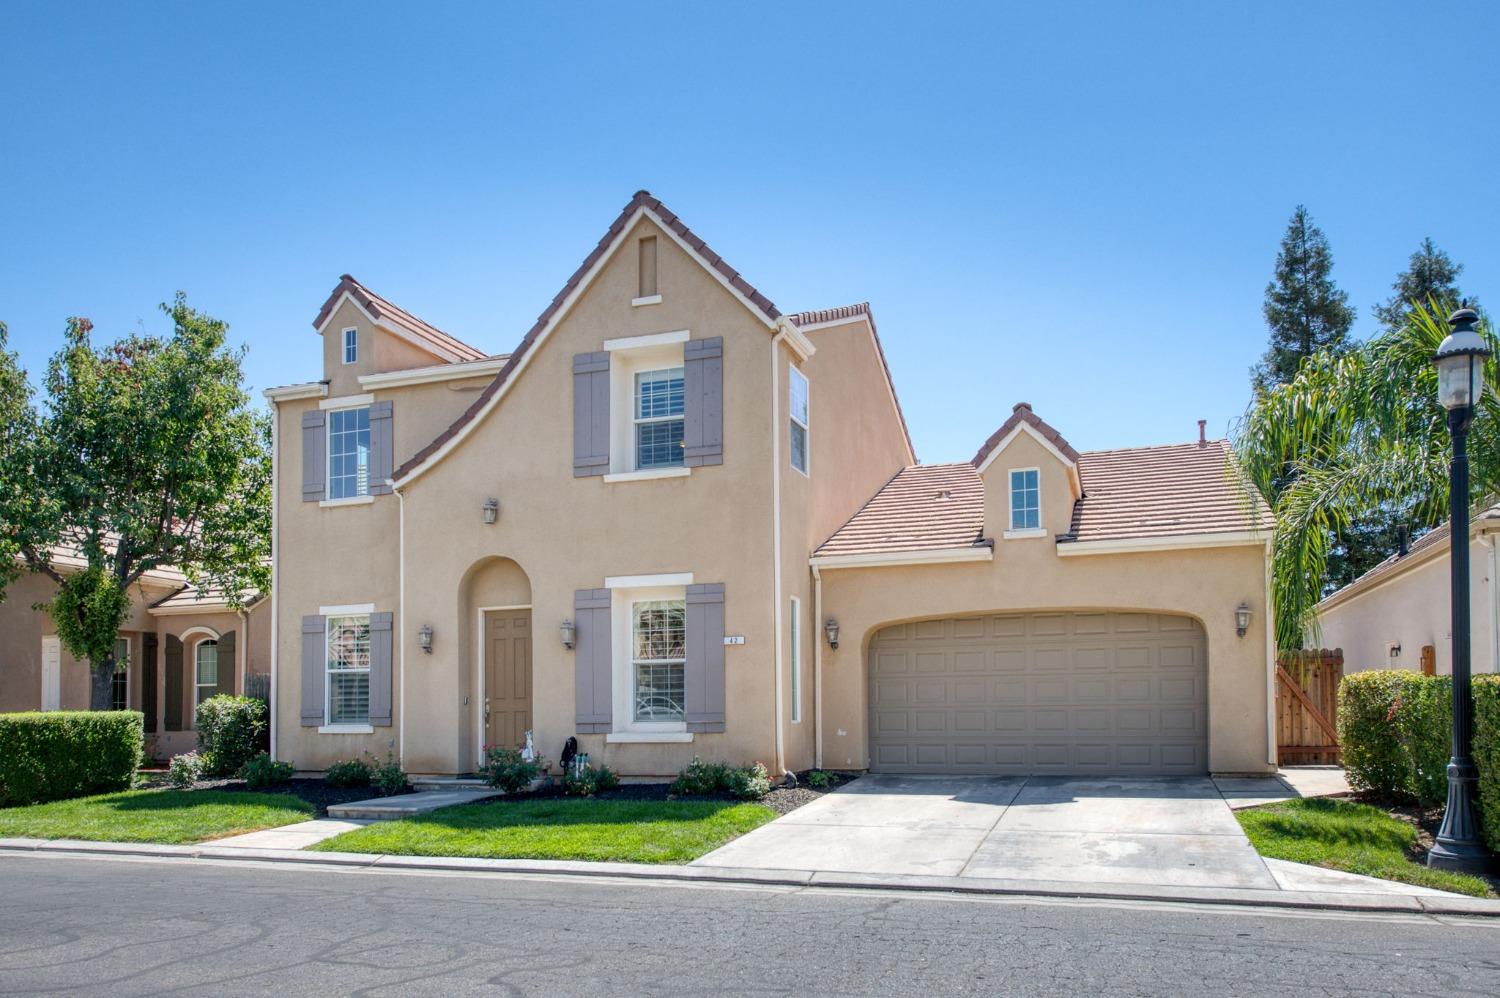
[0,854,1497,996]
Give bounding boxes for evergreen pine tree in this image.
[1372,237,1475,332]
[1251,206,1355,392]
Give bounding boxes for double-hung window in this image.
[326,614,371,725]
[111,637,129,710]
[195,639,218,707]
[789,367,809,475]
[1010,469,1040,531]
[632,599,685,722]
[342,327,358,364]
[634,368,685,469]
[328,406,371,499]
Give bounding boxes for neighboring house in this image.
[265,190,1277,779]
[1317,503,1500,677]
[0,549,270,761]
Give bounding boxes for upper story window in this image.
[1010,468,1040,531]
[635,368,685,469]
[789,367,809,475]
[632,599,685,722]
[342,327,358,365]
[328,406,371,499]
[111,637,129,711]
[195,639,218,707]
[326,614,371,725]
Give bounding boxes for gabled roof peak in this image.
[971,402,1081,470]
[312,274,487,364]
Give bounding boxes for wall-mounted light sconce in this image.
[1234,602,1251,638]
[418,624,434,654]
[824,617,840,650]
[560,618,576,650]
[1388,643,1402,659]
[482,498,500,524]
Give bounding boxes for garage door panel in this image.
[869,611,1208,776]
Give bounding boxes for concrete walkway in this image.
[210,818,371,850]
[326,788,499,820]
[693,773,1414,897]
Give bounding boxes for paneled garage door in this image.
[868,612,1208,775]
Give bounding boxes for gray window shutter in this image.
[685,583,726,732]
[574,588,612,732]
[573,352,610,477]
[164,635,183,731]
[369,611,393,726]
[301,410,326,502]
[301,615,325,727]
[684,337,723,467]
[216,632,236,698]
[142,633,158,733]
[369,400,394,495]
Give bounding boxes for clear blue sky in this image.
[2,2,1495,461]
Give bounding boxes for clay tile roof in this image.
[814,463,986,557]
[312,274,487,363]
[1064,440,1274,543]
[1317,500,1500,610]
[394,190,783,482]
[971,403,1082,468]
[148,579,264,613]
[787,301,916,464]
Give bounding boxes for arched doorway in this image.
[459,557,533,768]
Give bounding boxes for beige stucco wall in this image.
[1318,533,1499,676]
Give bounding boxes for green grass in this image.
[1236,797,1494,898]
[0,790,314,845]
[312,798,777,863]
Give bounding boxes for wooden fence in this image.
[1275,649,1343,765]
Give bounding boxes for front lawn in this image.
[1235,797,1494,898]
[312,798,776,863]
[0,790,314,845]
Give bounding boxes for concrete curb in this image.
[2,837,1497,918]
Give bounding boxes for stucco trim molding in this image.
[358,356,508,390]
[263,382,328,402]
[604,572,694,589]
[1055,530,1267,556]
[809,546,995,570]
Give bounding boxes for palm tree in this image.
[1236,300,1500,651]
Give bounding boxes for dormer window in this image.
[634,367,685,469]
[342,327,358,365]
[1009,468,1040,531]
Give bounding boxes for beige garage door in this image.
[868,611,1208,775]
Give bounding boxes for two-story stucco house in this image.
[265,190,1277,779]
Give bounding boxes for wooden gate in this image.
[1275,649,1343,765]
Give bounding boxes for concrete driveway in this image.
[695,775,1286,890]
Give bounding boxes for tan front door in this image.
[484,609,532,751]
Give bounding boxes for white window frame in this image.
[1005,466,1046,539]
[326,402,373,500]
[632,366,686,471]
[325,611,372,727]
[194,638,218,708]
[342,327,358,365]
[111,636,130,711]
[610,584,689,736]
[605,335,693,479]
[789,366,810,476]
[789,596,801,723]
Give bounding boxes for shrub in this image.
[479,747,546,793]
[1338,671,1452,804]
[195,695,268,777]
[0,711,143,805]
[1476,675,1500,853]
[238,752,295,789]
[168,751,203,789]
[725,762,772,800]
[370,753,408,797]
[669,757,771,800]
[325,757,373,788]
[807,769,839,790]
[562,763,619,797]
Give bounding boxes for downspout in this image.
[812,562,823,770]
[1264,538,1277,769]
[769,330,787,778]
[237,607,248,695]
[268,401,279,760]
[397,485,406,767]
[1486,534,1498,675]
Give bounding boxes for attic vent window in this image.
[634,236,659,304]
[342,328,357,365]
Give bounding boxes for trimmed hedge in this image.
[1338,671,1500,853]
[194,695,267,777]
[0,711,144,806]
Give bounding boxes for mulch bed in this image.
[135,773,412,818]
[469,769,862,816]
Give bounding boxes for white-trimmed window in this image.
[342,327,358,364]
[1010,468,1040,531]
[789,367,809,475]
[634,367,685,469]
[195,639,218,707]
[328,405,371,499]
[326,614,371,725]
[789,597,801,723]
[632,599,685,722]
[111,637,129,711]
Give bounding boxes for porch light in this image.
[560,618,576,650]
[824,617,840,650]
[1434,308,1489,412]
[482,497,500,524]
[418,624,433,654]
[1234,602,1251,638]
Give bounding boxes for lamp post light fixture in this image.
[824,618,840,650]
[418,624,433,654]
[559,618,576,651]
[1428,307,1495,875]
[1234,601,1252,638]
[482,498,499,524]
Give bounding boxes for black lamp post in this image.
[1427,307,1495,874]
